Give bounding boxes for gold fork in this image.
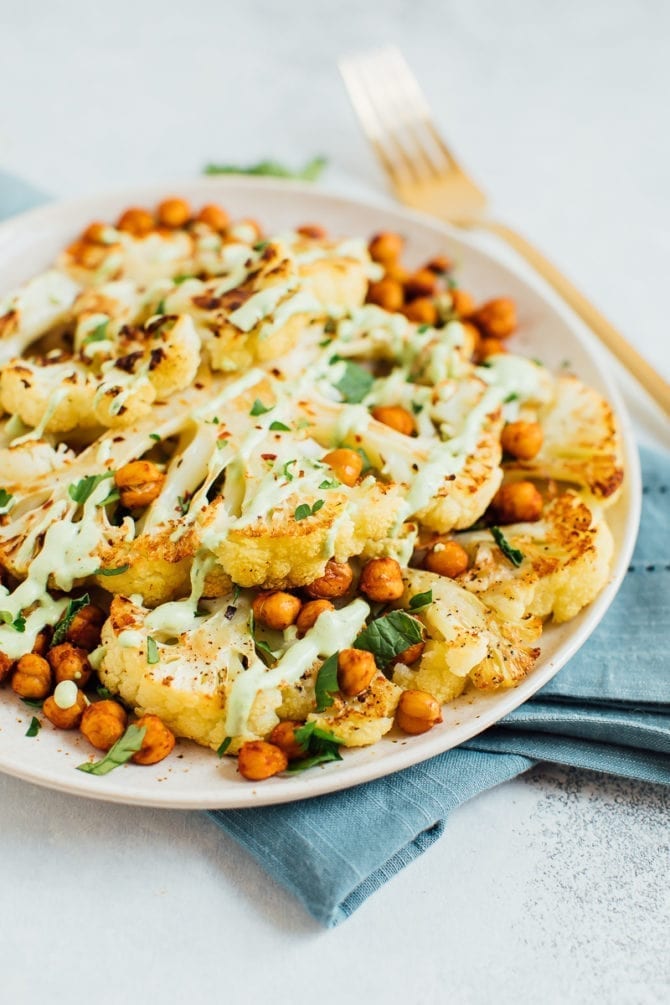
[339,46,670,417]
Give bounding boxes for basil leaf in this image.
[21,698,43,709]
[250,398,272,416]
[146,637,160,665]
[84,319,109,344]
[491,527,524,567]
[354,611,423,669]
[68,472,113,506]
[76,724,146,776]
[0,610,26,632]
[203,156,326,181]
[25,716,41,737]
[94,565,129,577]
[314,652,339,711]
[51,593,90,647]
[334,361,373,403]
[0,488,13,509]
[311,499,324,515]
[408,589,432,612]
[217,736,232,757]
[287,722,343,773]
[269,420,290,431]
[294,503,311,521]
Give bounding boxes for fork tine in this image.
[338,55,403,187]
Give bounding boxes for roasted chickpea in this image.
[114,460,165,509]
[132,714,176,765]
[304,560,353,599]
[404,268,438,300]
[384,262,410,285]
[238,740,288,780]
[296,223,327,239]
[337,648,377,697]
[424,540,470,578]
[395,641,425,667]
[501,421,544,461]
[396,689,443,734]
[492,481,543,523]
[368,231,404,265]
[269,721,307,760]
[65,239,106,269]
[197,203,230,231]
[295,599,334,636]
[322,448,363,487]
[82,221,111,244]
[31,631,50,657]
[471,297,517,339]
[11,654,52,700]
[43,684,87,730]
[366,277,404,312]
[424,254,452,274]
[156,197,191,228]
[66,604,105,651]
[359,557,404,602]
[0,651,14,685]
[450,288,475,316]
[252,591,302,631]
[371,405,415,437]
[476,337,507,361]
[48,643,92,687]
[80,700,127,751]
[116,207,154,237]
[403,297,438,325]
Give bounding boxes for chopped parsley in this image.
[354,611,423,669]
[408,589,433,612]
[52,593,90,647]
[334,361,374,403]
[269,420,290,431]
[253,240,269,253]
[203,156,327,181]
[286,722,343,772]
[173,274,195,285]
[77,724,146,776]
[83,319,109,344]
[97,686,113,700]
[146,637,160,665]
[94,565,129,577]
[25,717,41,737]
[294,499,324,521]
[504,392,519,404]
[250,398,272,416]
[217,736,232,757]
[0,611,26,633]
[314,652,339,712]
[149,433,162,441]
[491,527,524,567]
[283,459,296,482]
[0,488,13,509]
[68,472,113,506]
[319,478,340,490]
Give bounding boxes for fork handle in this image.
[472,219,670,417]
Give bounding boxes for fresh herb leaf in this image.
[232,584,241,604]
[21,698,43,709]
[203,156,327,181]
[68,472,113,506]
[146,637,160,664]
[354,611,423,669]
[25,716,41,737]
[94,565,129,577]
[76,724,146,776]
[324,317,337,334]
[319,478,340,490]
[354,446,372,473]
[504,392,519,404]
[417,324,431,334]
[287,722,343,772]
[269,420,290,431]
[294,499,324,521]
[254,638,276,665]
[98,488,120,506]
[250,398,272,416]
[408,589,433,612]
[84,319,109,344]
[253,240,269,252]
[0,488,13,509]
[173,274,195,285]
[311,499,324,514]
[283,459,296,481]
[149,433,162,441]
[314,652,340,712]
[217,736,232,757]
[334,361,374,403]
[0,610,26,633]
[97,686,113,700]
[491,527,524,567]
[156,299,166,315]
[177,495,191,516]
[411,401,424,415]
[52,593,90,647]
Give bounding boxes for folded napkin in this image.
[2,172,668,928]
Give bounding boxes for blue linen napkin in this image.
[2,172,668,927]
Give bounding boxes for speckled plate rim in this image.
[0,176,641,809]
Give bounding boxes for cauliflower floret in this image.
[393,640,467,703]
[307,674,402,747]
[0,357,99,434]
[144,314,201,398]
[0,269,81,364]
[0,439,74,488]
[456,492,614,624]
[59,228,196,287]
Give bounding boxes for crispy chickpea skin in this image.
[252,591,302,631]
[296,223,327,239]
[82,222,110,244]
[47,643,92,687]
[450,289,475,316]
[157,197,191,228]
[396,690,443,734]
[322,448,363,487]
[368,231,404,265]
[424,254,452,274]
[492,481,543,523]
[43,689,87,730]
[197,203,230,231]
[11,654,52,700]
[0,651,14,685]
[476,337,507,361]
[337,648,377,698]
[269,721,307,760]
[304,560,353,599]
[132,714,176,765]
[403,297,438,325]
[66,604,105,651]
[238,741,288,781]
[395,641,425,666]
[114,460,165,509]
[471,297,517,339]
[116,207,155,237]
[404,268,438,300]
[80,700,128,751]
[366,277,404,312]
[501,421,544,461]
[371,405,415,436]
[295,599,335,636]
[359,557,405,602]
[424,540,470,578]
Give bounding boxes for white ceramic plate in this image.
[0,177,640,808]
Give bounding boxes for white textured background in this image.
[0,1,669,1002]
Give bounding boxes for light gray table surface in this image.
[0,2,668,1002]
